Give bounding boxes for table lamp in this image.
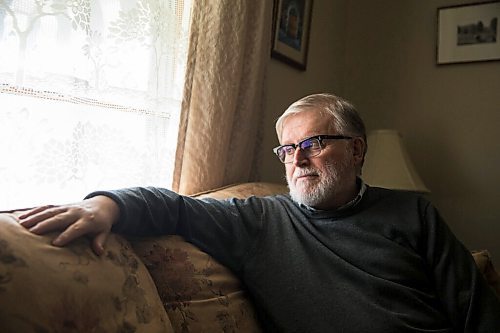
[362,129,430,193]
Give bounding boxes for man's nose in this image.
[293,148,309,166]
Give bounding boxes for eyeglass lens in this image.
[278,137,321,163]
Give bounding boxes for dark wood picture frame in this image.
[271,0,313,70]
[437,1,500,65]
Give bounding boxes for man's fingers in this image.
[52,220,94,247]
[25,210,76,235]
[16,197,118,254]
[18,205,55,219]
[19,205,64,229]
[92,232,109,256]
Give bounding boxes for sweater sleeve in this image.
[421,201,500,332]
[86,186,265,271]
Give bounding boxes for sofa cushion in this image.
[472,250,500,298]
[0,213,173,333]
[131,235,261,332]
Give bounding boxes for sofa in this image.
[0,182,499,333]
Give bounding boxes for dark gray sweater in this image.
[89,186,500,332]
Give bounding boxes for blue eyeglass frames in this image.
[273,134,353,164]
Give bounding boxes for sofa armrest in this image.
[0,213,173,333]
[472,250,500,298]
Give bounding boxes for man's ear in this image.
[352,137,365,164]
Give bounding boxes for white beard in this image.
[287,158,351,208]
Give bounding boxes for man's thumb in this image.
[92,232,109,256]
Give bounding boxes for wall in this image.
[260,0,500,266]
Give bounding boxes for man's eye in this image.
[283,146,295,155]
[311,140,321,149]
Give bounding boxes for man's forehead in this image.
[280,111,334,143]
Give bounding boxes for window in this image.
[0,0,192,210]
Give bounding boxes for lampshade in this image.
[362,129,430,193]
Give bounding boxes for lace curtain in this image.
[0,0,192,210]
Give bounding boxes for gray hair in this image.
[275,93,367,162]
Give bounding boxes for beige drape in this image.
[173,0,273,194]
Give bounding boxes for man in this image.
[19,93,500,332]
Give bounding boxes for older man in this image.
[20,93,500,332]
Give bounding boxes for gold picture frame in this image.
[271,0,313,70]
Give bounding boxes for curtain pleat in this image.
[173,0,272,194]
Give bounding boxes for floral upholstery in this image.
[472,250,500,298]
[131,236,261,332]
[127,182,290,332]
[0,182,498,333]
[0,213,172,333]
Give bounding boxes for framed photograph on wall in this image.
[271,0,313,70]
[437,1,500,64]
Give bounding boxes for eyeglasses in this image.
[273,134,353,164]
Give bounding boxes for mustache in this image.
[293,167,320,178]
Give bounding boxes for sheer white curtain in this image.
[0,0,192,210]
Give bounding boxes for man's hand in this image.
[18,195,120,256]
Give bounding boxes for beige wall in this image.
[260,0,500,266]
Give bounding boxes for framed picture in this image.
[271,0,313,70]
[437,1,500,65]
